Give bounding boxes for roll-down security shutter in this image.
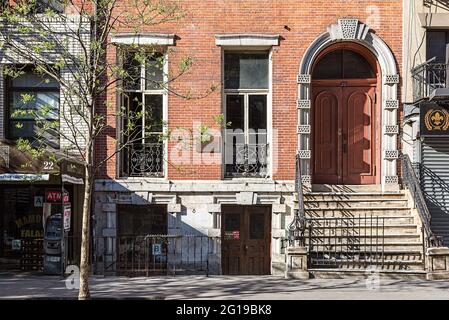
[421,138,449,245]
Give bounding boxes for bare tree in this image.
[0,0,216,299]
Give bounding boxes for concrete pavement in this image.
[1,273,449,299]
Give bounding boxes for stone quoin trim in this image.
[111,33,176,46]
[297,19,400,190]
[215,33,280,47]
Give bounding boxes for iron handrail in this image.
[288,153,307,245]
[401,153,443,248]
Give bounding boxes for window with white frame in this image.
[224,51,269,177]
[120,50,165,178]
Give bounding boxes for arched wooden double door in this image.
[312,46,380,185]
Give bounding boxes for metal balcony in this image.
[412,58,449,103]
[121,143,164,177]
[225,143,269,178]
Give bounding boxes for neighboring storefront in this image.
[0,141,84,272]
[418,102,449,246]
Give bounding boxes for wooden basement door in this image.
[221,206,271,275]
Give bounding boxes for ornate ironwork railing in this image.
[308,216,387,269]
[225,143,268,178]
[411,58,448,102]
[100,234,213,276]
[401,153,443,248]
[121,143,164,177]
[288,153,307,246]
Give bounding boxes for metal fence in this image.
[100,235,214,276]
[307,216,386,269]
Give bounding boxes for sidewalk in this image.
[1,273,449,300]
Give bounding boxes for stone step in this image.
[305,215,415,224]
[304,200,408,208]
[306,245,423,255]
[303,193,406,201]
[308,269,427,279]
[305,208,412,216]
[307,234,422,243]
[307,224,419,235]
[311,184,384,193]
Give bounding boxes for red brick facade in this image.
[96,0,402,181]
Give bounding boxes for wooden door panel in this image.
[221,208,244,275]
[313,88,340,184]
[343,87,376,184]
[221,206,271,275]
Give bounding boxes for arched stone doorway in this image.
[311,43,381,185]
[297,19,399,190]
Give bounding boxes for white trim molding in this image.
[215,33,279,47]
[297,19,400,190]
[111,33,176,46]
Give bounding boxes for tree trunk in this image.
[78,161,93,299]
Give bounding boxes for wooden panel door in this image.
[221,206,271,275]
[342,86,376,184]
[313,83,377,185]
[313,87,340,184]
[221,207,244,275]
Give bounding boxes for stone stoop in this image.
[286,185,437,279]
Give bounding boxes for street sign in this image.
[34,196,44,207]
[45,189,70,203]
[63,205,71,231]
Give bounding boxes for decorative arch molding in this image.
[297,19,399,190]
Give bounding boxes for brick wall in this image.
[97,0,403,181]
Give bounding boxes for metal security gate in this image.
[307,216,386,269]
[103,235,213,276]
[421,138,449,246]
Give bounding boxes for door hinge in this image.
[374,93,377,104]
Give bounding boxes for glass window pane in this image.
[313,49,375,79]
[313,50,343,79]
[125,92,143,144]
[12,72,59,88]
[123,52,141,91]
[223,213,241,240]
[343,50,375,79]
[427,31,448,63]
[226,95,244,130]
[9,120,59,148]
[248,95,267,131]
[144,94,163,133]
[145,54,164,90]
[224,52,269,89]
[249,213,265,239]
[11,91,59,120]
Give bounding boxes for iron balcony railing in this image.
[121,143,164,177]
[225,143,269,178]
[411,58,448,102]
[401,153,443,248]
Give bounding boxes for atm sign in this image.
[45,190,70,203]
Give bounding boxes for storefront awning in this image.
[0,140,85,184]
